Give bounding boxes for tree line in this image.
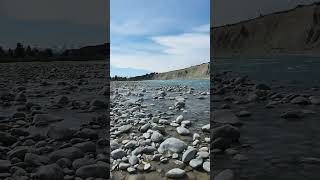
[111,72,158,81]
[0,43,54,58]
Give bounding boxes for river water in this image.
[213,57,320,88]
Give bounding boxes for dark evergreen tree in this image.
[0,46,4,57]
[43,48,53,57]
[14,43,25,58]
[25,46,32,57]
[7,48,14,57]
[31,48,39,57]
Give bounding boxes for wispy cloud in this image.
[111,25,209,73]
[111,0,209,76]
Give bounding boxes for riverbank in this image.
[0,61,110,179]
[110,80,210,179]
[211,68,320,179]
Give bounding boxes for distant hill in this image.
[124,63,210,81]
[0,43,109,63]
[62,43,109,59]
[212,2,320,58]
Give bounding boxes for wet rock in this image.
[255,84,270,90]
[203,161,210,172]
[72,157,95,170]
[237,110,251,117]
[73,141,96,153]
[90,99,108,108]
[127,167,136,174]
[15,92,27,102]
[280,110,304,119]
[56,158,72,168]
[174,101,185,109]
[189,157,203,169]
[176,126,190,135]
[158,137,187,153]
[140,123,151,133]
[291,96,310,105]
[46,125,75,140]
[213,110,240,125]
[300,157,320,164]
[176,115,184,123]
[129,155,139,166]
[166,168,186,178]
[119,162,130,170]
[8,146,29,160]
[233,154,248,161]
[182,148,197,163]
[24,153,49,166]
[0,132,18,145]
[201,124,210,132]
[214,169,234,180]
[35,164,64,180]
[211,137,232,150]
[150,131,163,143]
[143,163,151,171]
[49,147,84,162]
[0,160,11,173]
[212,125,240,142]
[75,164,109,179]
[33,114,63,126]
[111,149,126,159]
[11,128,29,137]
[77,128,98,139]
[309,96,320,105]
[56,96,69,106]
[117,124,132,135]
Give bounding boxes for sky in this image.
[213,0,319,27]
[0,0,108,50]
[110,0,210,77]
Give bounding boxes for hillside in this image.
[127,63,210,80]
[212,2,320,58]
[62,43,109,59]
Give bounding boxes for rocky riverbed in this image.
[0,61,110,180]
[211,71,320,180]
[110,80,210,179]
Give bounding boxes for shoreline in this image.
[111,80,210,179]
[211,70,320,179]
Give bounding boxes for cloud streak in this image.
[111,25,209,73]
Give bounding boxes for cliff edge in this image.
[212,2,320,58]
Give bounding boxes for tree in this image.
[0,46,4,57]
[25,46,32,57]
[7,48,14,57]
[31,48,39,57]
[43,48,53,57]
[14,43,25,58]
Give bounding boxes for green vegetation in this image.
[0,43,109,62]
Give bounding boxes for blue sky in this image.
[111,0,210,77]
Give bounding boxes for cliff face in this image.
[152,63,210,80]
[128,63,210,80]
[212,3,320,58]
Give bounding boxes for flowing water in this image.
[213,57,320,88]
[212,58,320,180]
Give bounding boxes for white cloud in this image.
[111,17,172,36]
[111,21,150,36]
[111,25,209,73]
